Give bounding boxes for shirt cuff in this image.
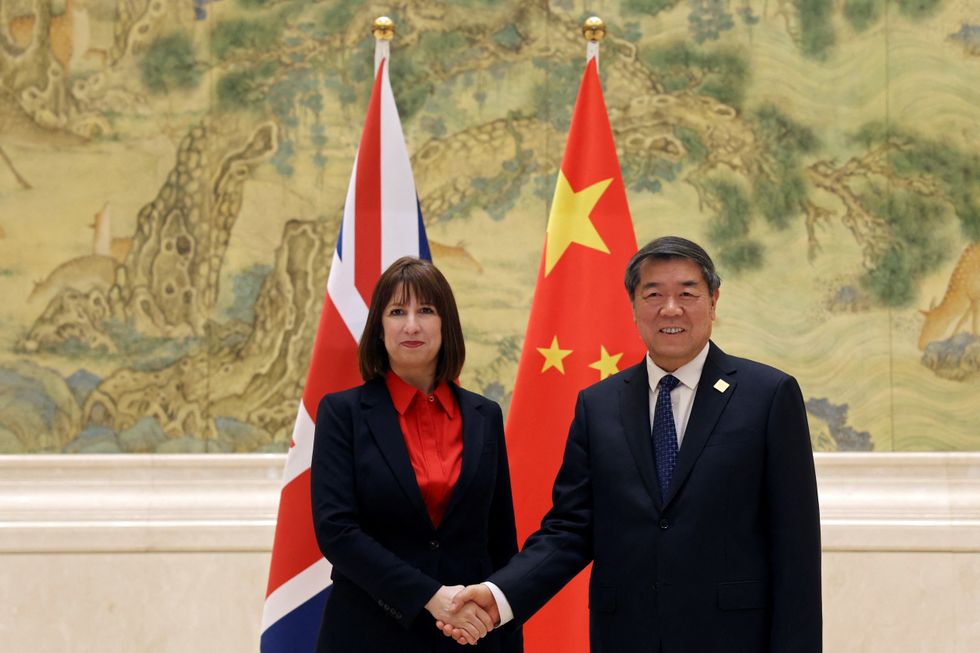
[482,581,514,626]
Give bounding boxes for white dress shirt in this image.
[646,342,709,449]
[484,343,710,627]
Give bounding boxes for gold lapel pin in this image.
[713,379,730,393]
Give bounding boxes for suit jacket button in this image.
[429,539,440,550]
[658,518,669,530]
[652,582,659,591]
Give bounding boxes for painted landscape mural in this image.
[0,0,977,453]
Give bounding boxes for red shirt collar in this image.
[384,370,457,418]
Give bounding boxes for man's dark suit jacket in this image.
[489,341,821,652]
[311,378,523,653]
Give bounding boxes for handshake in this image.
[424,584,501,646]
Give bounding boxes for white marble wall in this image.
[1,552,269,652]
[1,454,978,652]
[824,552,980,653]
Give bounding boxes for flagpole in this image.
[373,15,394,71]
[503,13,643,653]
[582,16,604,66]
[261,12,430,651]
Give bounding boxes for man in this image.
[443,236,822,651]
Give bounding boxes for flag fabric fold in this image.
[505,53,645,653]
[261,47,430,652]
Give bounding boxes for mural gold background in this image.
[0,0,977,453]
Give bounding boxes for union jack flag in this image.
[260,44,430,652]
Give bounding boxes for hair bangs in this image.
[391,268,439,308]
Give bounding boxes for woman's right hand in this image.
[425,585,493,645]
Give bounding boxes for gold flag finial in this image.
[582,16,605,42]
[372,16,395,41]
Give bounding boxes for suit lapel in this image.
[362,379,433,527]
[663,341,737,507]
[441,386,485,526]
[619,361,664,509]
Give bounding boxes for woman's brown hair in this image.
[358,256,465,384]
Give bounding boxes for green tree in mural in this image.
[842,0,883,32]
[749,105,818,230]
[676,106,815,273]
[211,16,283,61]
[860,192,949,306]
[688,0,736,43]
[800,123,980,306]
[642,43,749,109]
[796,0,835,59]
[705,178,762,271]
[623,0,682,14]
[208,0,371,179]
[139,33,202,95]
[893,0,944,19]
[794,0,947,58]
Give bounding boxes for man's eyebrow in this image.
[641,279,701,287]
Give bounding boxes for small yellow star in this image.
[544,170,613,276]
[588,345,623,380]
[537,336,573,374]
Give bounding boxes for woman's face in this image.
[382,284,442,380]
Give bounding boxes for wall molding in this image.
[815,453,980,552]
[1,453,978,553]
[0,454,283,553]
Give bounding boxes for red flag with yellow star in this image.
[506,54,645,651]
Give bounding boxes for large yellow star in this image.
[588,345,623,380]
[544,170,613,275]
[537,336,573,374]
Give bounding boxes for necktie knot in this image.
[660,374,680,392]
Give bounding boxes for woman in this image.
[310,256,522,653]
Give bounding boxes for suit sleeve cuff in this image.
[483,581,514,626]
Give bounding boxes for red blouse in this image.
[385,371,463,527]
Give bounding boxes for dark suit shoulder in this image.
[453,383,489,404]
[714,347,795,385]
[314,381,383,424]
[574,344,798,399]
[452,384,503,416]
[578,359,646,401]
[317,384,363,409]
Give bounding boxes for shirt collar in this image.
[385,370,457,417]
[646,341,710,393]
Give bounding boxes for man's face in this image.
[631,257,718,372]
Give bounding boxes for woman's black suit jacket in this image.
[310,377,523,653]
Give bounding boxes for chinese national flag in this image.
[506,55,646,651]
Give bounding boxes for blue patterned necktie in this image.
[652,374,680,499]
